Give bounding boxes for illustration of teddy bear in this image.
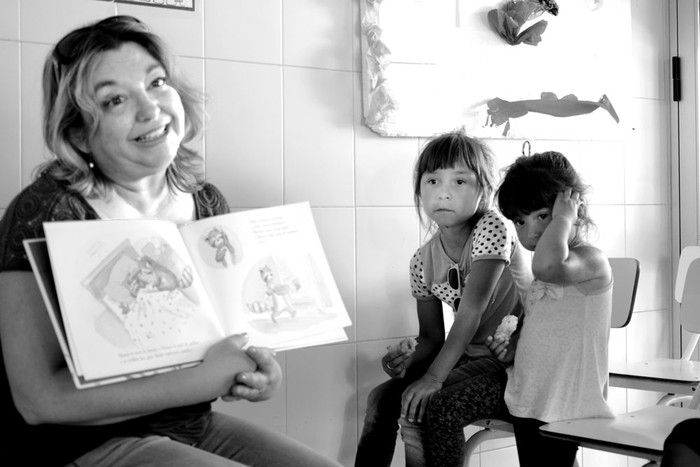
[259,265,300,323]
[204,227,237,268]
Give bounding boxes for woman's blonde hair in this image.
[40,15,205,197]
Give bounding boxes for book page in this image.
[180,202,350,350]
[24,239,80,384]
[43,219,225,385]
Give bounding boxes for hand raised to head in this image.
[552,188,580,225]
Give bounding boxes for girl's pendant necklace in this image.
[439,225,470,264]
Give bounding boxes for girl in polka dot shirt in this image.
[355,132,532,467]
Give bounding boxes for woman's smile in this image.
[134,124,170,143]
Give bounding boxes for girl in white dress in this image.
[490,151,614,467]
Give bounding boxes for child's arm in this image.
[533,189,610,287]
[400,259,506,423]
[383,298,445,379]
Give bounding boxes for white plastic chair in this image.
[539,251,700,467]
[608,247,700,406]
[539,382,700,466]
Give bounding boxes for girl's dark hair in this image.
[413,131,498,226]
[40,15,205,197]
[497,151,594,241]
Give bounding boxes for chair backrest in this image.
[680,257,700,334]
[675,247,700,359]
[674,246,700,303]
[609,257,640,329]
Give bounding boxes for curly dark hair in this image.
[497,151,594,241]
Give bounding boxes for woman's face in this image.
[84,42,185,184]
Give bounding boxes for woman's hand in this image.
[400,375,442,424]
[486,335,515,364]
[222,346,282,403]
[200,334,256,398]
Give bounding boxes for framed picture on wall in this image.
[359,0,630,140]
[111,0,195,11]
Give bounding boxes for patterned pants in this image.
[422,356,509,467]
[355,355,508,467]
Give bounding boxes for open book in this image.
[24,202,350,389]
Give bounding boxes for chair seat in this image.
[470,418,514,432]
[609,359,700,394]
[539,405,700,462]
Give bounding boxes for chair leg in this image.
[463,429,515,467]
[657,394,692,406]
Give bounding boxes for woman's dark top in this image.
[0,170,230,466]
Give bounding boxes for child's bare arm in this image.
[425,259,505,381]
[532,189,579,279]
[533,190,610,287]
[401,259,506,423]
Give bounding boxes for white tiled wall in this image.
[0,1,673,466]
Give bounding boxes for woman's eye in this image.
[103,96,124,108]
[152,77,167,88]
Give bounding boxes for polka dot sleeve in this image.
[410,249,433,300]
[471,210,514,263]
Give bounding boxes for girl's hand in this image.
[486,335,515,363]
[222,346,282,402]
[552,188,580,225]
[382,341,414,378]
[400,375,442,423]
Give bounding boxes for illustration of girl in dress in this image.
[89,239,200,348]
[125,255,192,297]
[117,254,198,346]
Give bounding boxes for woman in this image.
[0,15,340,467]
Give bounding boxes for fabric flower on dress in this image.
[530,280,564,301]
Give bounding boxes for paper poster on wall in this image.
[359,0,630,140]
[96,0,195,11]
